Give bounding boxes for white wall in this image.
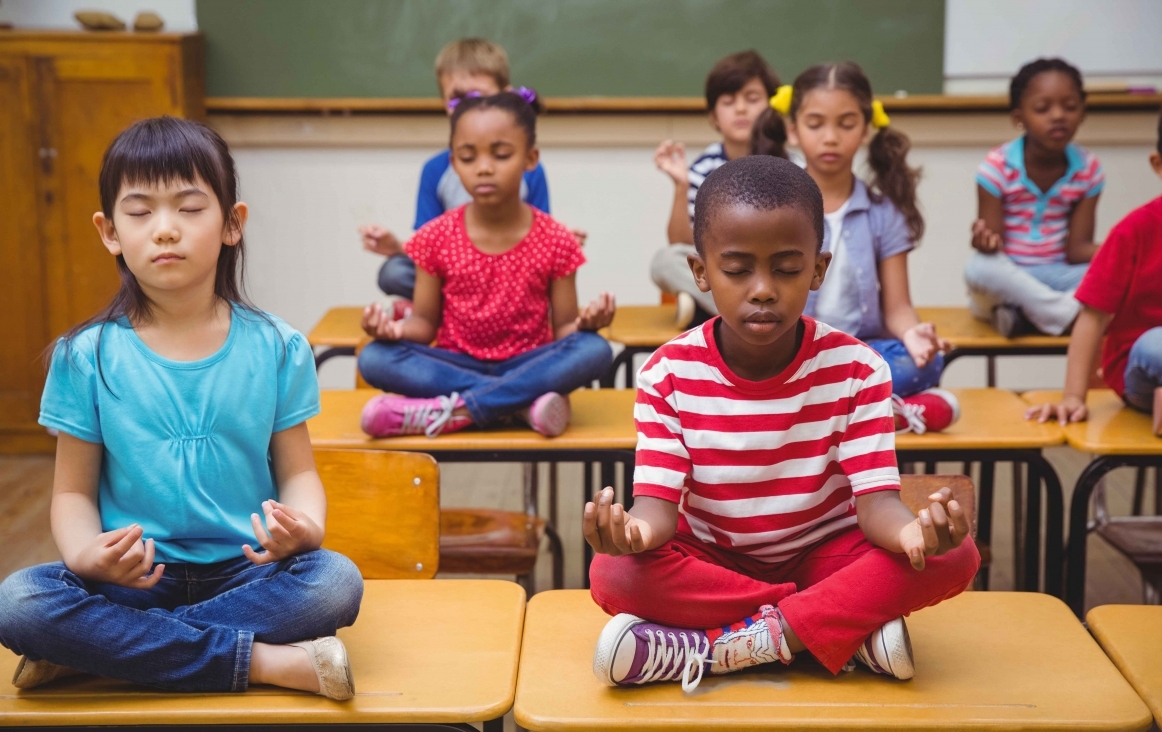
[944,0,1162,94]
[0,0,197,31]
[231,136,1162,392]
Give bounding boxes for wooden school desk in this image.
[514,591,1152,732]
[309,388,639,579]
[307,306,366,368]
[0,579,524,732]
[915,307,1070,387]
[1022,390,1162,615]
[895,388,1066,596]
[599,305,681,387]
[1087,605,1162,727]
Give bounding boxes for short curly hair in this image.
[693,156,824,255]
[1009,57,1085,110]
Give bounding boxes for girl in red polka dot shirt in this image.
[357,91,616,438]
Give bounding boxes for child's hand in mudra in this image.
[71,524,165,588]
[362,302,405,341]
[897,487,971,570]
[902,322,949,368]
[970,219,1002,253]
[243,500,323,565]
[576,292,616,332]
[583,487,656,556]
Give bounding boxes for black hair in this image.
[754,61,924,242]
[1009,58,1086,110]
[54,116,265,391]
[449,89,544,147]
[693,156,824,255]
[705,50,781,110]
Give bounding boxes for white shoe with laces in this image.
[847,616,915,680]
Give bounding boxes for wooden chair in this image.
[315,447,440,578]
[347,341,564,591]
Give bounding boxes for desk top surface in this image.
[0,579,525,726]
[309,388,638,452]
[916,307,1071,350]
[1022,390,1162,455]
[1087,604,1162,726]
[307,306,367,349]
[515,590,1150,731]
[895,388,1063,451]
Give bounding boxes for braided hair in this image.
[449,89,543,147]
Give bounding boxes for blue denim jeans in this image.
[1124,327,1162,413]
[866,338,944,398]
[1023,261,1089,292]
[0,549,363,692]
[357,331,613,426]
[377,255,416,299]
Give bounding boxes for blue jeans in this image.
[0,549,363,692]
[357,331,613,426]
[377,255,416,299]
[866,338,944,398]
[1124,327,1162,413]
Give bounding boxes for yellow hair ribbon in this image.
[871,99,891,129]
[769,85,793,115]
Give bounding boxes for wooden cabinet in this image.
[0,32,203,453]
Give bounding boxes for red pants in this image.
[589,526,980,674]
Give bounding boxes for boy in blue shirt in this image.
[359,38,572,308]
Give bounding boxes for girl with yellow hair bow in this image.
[754,62,955,431]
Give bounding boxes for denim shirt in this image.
[805,179,915,341]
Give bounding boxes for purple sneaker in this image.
[593,614,711,692]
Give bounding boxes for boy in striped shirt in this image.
[586,156,980,691]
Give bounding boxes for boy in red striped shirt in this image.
[586,156,980,691]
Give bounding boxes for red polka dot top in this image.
[405,205,586,361]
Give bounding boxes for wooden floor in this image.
[0,450,1153,611]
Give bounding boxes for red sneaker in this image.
[892,389,960,434]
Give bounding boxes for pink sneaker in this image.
[524,392,571,437]
[360,392,472,438]
[892,388,960,434]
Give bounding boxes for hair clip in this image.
[871,99,891,129]
[515,86,538,105]
[446,90,482,112]
[769,85,793,115]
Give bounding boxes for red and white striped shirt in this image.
[633,317,900,563]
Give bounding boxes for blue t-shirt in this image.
[414,150,550,229]
[38,306,320,565]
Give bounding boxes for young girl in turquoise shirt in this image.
[0,117,362,698]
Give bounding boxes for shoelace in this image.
[891,394,928,435]
[638,629,710,692]
[400,392,461,438]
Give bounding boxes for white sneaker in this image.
[848,617,914,680]
[675,292,696,329]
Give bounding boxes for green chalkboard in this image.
[197,0,944,99]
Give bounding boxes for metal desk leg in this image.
[312,345,356,369]
[976,460,996,590]
[1024,460,1042,592]
[1033,453,1065,599]
[483,718,505,732]
[1066,456,1132,616]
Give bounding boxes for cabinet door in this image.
[35,43,187,338]
[0,55,51,450]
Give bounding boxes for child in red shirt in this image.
[1027,113,1162,435]
[357,91,615,438]
[585,156,979,692]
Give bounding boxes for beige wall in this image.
[214,110,1161,392]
